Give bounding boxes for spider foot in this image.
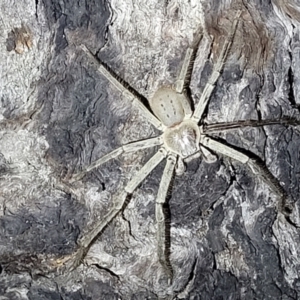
[64,168,88,183]
[158,259,173,285]
[68,170,87,183]
[247,158,291,210]
[51,245,87,275]
[58,165,86,184]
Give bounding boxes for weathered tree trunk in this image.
[1,0,300,299]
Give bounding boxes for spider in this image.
[68,10,293,280]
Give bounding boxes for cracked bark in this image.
[1,0,300,299]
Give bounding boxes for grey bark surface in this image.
[1,0,300,299]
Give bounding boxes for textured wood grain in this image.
[1,0,300,299]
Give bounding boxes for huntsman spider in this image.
[69,10,294,279]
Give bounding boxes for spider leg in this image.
[174,32,203,117]
[81,45,163,130]
[79,148,167,249]
[174,32,202,118]
[201,135,289,213]
[175,23,204,95]
[200,145,217,163]
[203,117,300,134]
[201,136,251,164]
[192,10,241,123]
[174,46,198,94]
[175,157,186,175]
[70,136,163,182]
[156,154,177,280]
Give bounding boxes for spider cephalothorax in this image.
[69,10,291,281]
[163,119,200,158]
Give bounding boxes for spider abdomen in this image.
[163,120,201,158]
[150,87,187,127]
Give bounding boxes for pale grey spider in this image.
[68,10,292,279]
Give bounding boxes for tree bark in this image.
[1,0,300,299]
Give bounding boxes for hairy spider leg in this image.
[200,135,288,213]
[156,154,177,280]
[80,45,163,130]
[79,148,168,249]
[172,29,204,119]
[203,118,300,134]
[192,10,241,123]
[173,31,203,118]
[70,136,163,182]
[175,45,197,94]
